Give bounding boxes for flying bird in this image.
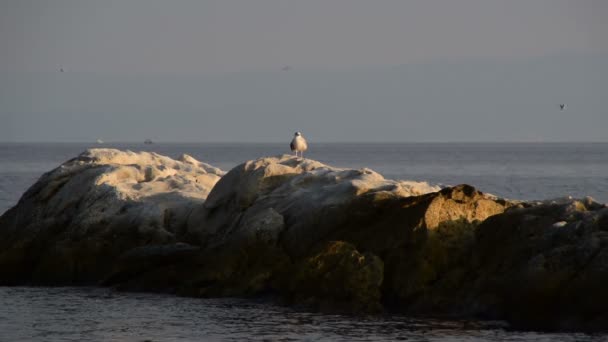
[281,65,292,71]
[60,68,64,72]
[559,104,565,111]
[290,132,308,159]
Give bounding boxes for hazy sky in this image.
[1,0,607,142]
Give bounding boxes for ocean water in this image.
[1,142,607,341]
[0,287,603,342]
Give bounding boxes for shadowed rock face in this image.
[1,151,606,332]
[468,198,608,331]
[287,241,384,313]
[373,196,608,332]
[0,149,224,284]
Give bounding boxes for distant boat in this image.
[96,139,104,144]
[144,139,153,145]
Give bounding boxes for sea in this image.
[0,142,607,341]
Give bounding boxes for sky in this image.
[0,0,607,142]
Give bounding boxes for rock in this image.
[177,240,291,298]
[188,155,443,255]
[183,155,512,314]
[372,196,608,331]
[469,199,608,331]
[286,241,384,313]
[0,149,224,284]
[102,242,202,292]
[4,150,605,332]
[367,186,512,314]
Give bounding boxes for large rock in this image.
[4,150,604,331]
[374,196,608,332]
[0,149,224,284]
[467,197,608,331]
[188,155,444,253]
[184,155,512,312]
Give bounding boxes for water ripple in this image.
[0,287,604,342]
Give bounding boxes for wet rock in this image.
[102,242,201,292]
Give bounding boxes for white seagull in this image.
[290,132,308,159]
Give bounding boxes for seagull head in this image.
[295,132,302,136]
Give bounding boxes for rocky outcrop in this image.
[1,151,606,332]
[180,155,511,312]
[0,149,224,284]
[187,155,443,253]
[467,198,608,331]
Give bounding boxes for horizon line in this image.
[1,140,608,144]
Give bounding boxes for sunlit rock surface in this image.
[0,149,224,284]
[188,155,442,254]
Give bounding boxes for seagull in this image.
[290,132,308,159]
[60,68,64,72]
[559,104,565,111]
[281,65,291,71]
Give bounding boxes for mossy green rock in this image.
[287,241,384,313]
